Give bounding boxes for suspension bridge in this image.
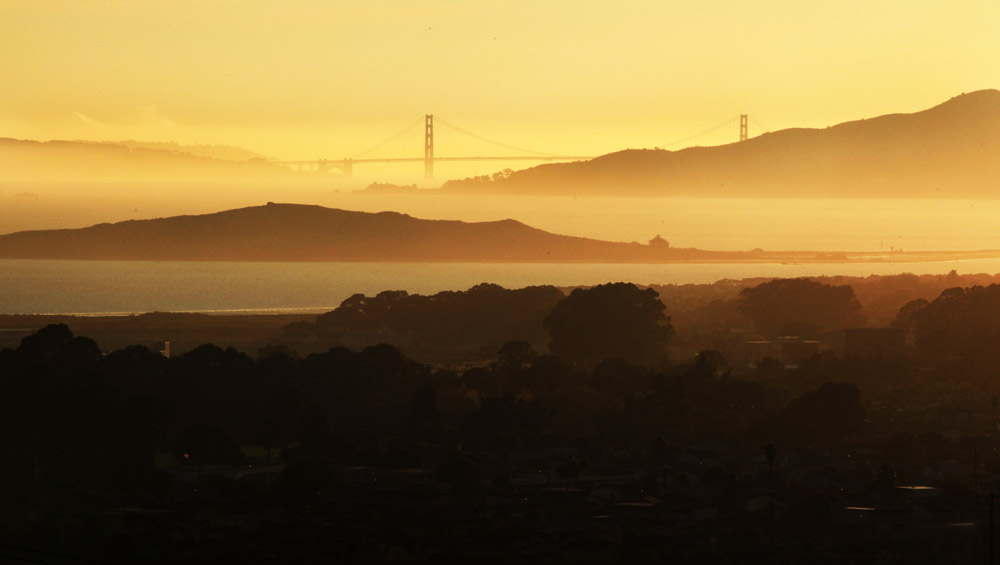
[277,113,769,178]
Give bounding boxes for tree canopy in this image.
[895,284,1000,368]
[739,278,865,338]
[543,282,673,366]
[314,284,564,347]
[752,382,867,443]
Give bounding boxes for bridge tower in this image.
[424,114,434,178]
[740,114,748,142]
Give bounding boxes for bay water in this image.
[3,257,999,315]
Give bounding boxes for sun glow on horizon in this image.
[2,1,997,164]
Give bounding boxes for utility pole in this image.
[424,114,434,179]
[740,114,749,142]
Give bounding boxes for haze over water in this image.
[4,191,1000,253]
[3,1,999,313]
[3,256,999,316]
[7,3,1000,563]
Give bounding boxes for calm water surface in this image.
[5,194,1000,252]
[4,195,1000,314]
[3,259,1000,315]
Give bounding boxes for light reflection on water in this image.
[2,258,998,315]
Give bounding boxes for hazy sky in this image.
[2,0,998,161]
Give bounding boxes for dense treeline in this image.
[653,270,1000,330]
[0,321,875,503]
[286,272,1000,365]
[650,271,1000,355]
[6,277,1000,560]
[895,283,1000,372]
[290,283,564,354]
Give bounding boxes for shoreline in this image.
[0,249,998,264]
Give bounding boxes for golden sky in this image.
[2,0,998,161]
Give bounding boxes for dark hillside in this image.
[444,90,1000,197]
[0,203,720,262]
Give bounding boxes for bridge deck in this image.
[276,155,592,165]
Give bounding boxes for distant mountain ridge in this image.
[442,90,1000,197]
[0,203,723,262]
[0,137,291,182]
[90,140,273,162]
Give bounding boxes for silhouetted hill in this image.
[0,203,732,262]
[96,140,273,162]
[0,137,292,182]
[443,90,1000,197]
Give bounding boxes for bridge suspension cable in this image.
[352,117,424,159]
[435,117,567,158]
[659,114,770,149]
[661,115,741,148]
[748,116,771,134]
[282,112,771,178]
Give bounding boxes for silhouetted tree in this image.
[876,463,898,505]
[18,323,101,366]
[891,297,929,336]
[173,422,243,465]
[277,458,332,499]
[764,443,777,485]
[436,456,482,502]
[407,384,442,442]
[901,284,1000,369]
[755,356,784,378]
[311,284,563,348]
[522,353,573,393]
[739,278,865,338]
[147,470,175,502]
[249,407,288,464]
[589,357,649,396]
[803,493,832,524]
[556,457,587,489]
[497,340,537,370]
[295,403,333,461]
[753,382,867,443]
[544,282,673,366]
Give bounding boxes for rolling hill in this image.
[0,203,728,262]
[442,90,1000,197]
[0,137,292,183]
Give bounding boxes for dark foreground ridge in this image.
[3,276,1000,562]
[443,89,1000,197]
